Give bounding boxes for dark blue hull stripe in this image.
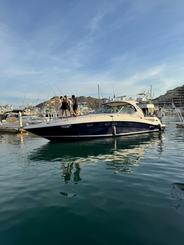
[27,121,161,140]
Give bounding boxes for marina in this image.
[1,0,184,244]
[1,86,183,138]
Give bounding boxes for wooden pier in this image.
[0,125,26,134]
[0,111,27,134]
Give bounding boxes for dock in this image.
[0,111,27,134]
[0,124,26,134]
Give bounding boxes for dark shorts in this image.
[61,102,68,110]
[73,104,78,111]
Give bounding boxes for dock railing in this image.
[172,102,184,123]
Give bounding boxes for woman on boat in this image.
[61,96,70,117]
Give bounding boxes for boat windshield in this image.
[96,104,136,114]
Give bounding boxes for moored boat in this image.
[25,100,165,141]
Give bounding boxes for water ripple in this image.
[1,119,184,245]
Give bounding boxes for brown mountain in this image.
[36,96,104,110]
[35,85,184,110]
[153,85,184,107]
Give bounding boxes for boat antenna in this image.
[98,84,100,108]
[113,87,116,99]
[150,85,153,100]
[98,84,100,99]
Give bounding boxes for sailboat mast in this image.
[150,85,153,100]
[98,84,100,108]
[98,84,100,99]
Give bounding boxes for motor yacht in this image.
[25,100,165,141]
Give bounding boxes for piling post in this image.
[18,111,23,128]
[18,111,25,133]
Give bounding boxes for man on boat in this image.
[71,95,78,116]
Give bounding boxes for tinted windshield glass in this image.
[95,105,114,113]
[119,105,136,114]
[95,104,136,114]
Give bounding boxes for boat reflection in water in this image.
[171,182,184,210]
[29,132,163,183]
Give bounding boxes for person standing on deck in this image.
[59,96,63,118]
[72,95,78,116]
[157,107,164,123]
[61,96,70,117]
[67,97,73,116]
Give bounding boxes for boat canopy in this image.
[103,100,138,108]
[100,100,144,115]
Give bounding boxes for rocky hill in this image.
[36,96,104,110]
[153,85,184,107]
[35,85,184,110]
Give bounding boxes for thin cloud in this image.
[89,11,104,32]
[0,0,184,105]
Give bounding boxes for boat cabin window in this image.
[119,105,136,114]
[96,104,136,114]
[96,105,114,113]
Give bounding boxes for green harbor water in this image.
[0,117,184,245]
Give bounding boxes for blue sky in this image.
[0,0,184,105]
